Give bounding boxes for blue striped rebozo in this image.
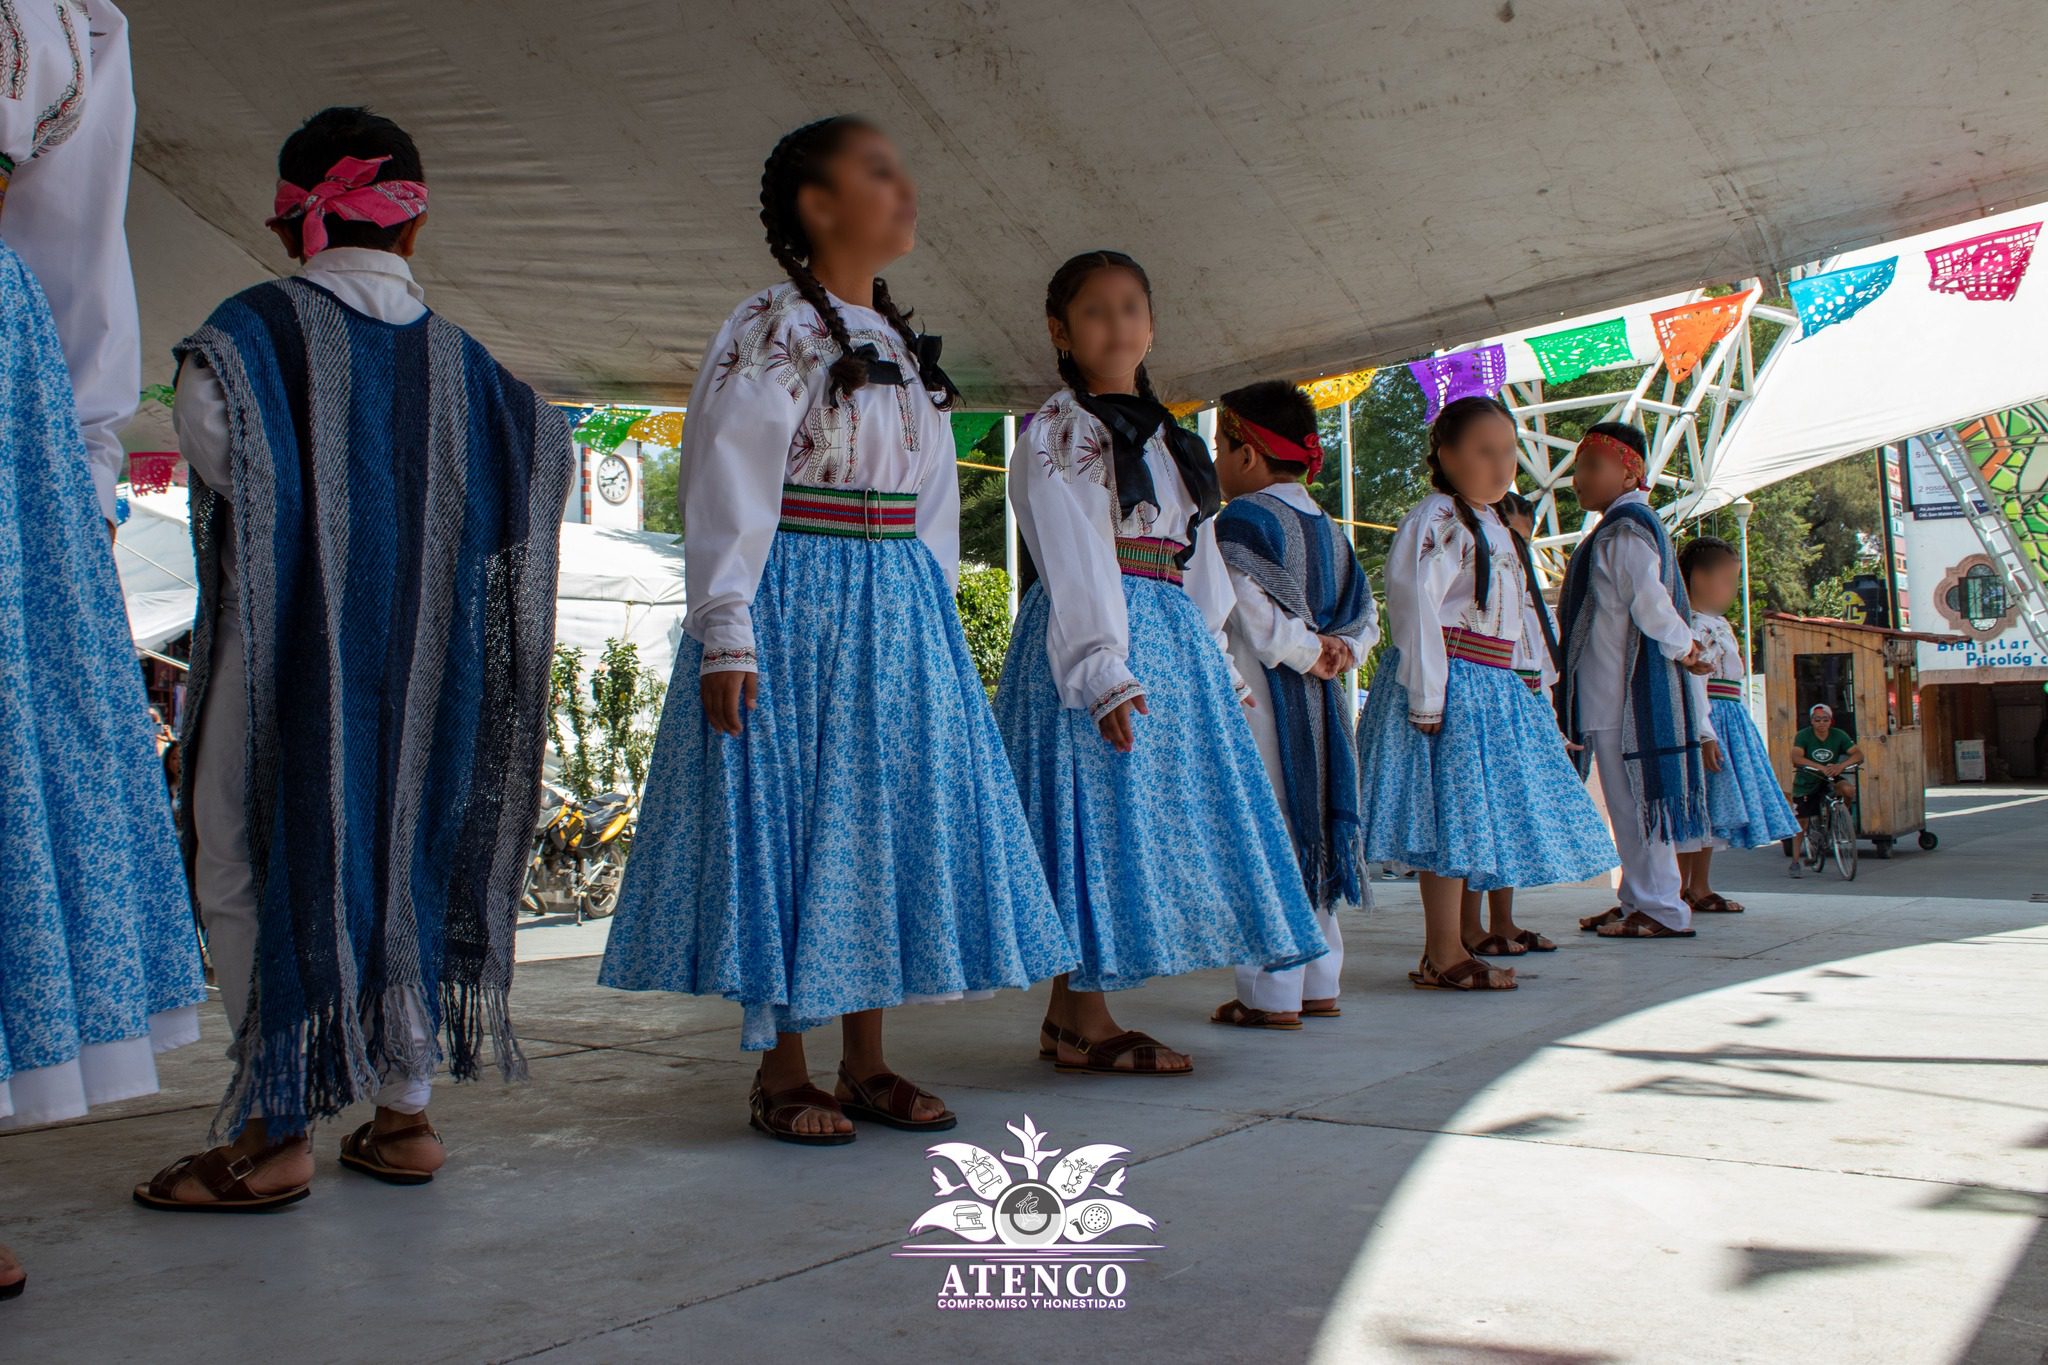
[175,278,573,1139]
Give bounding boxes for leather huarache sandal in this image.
[1038,1018,1059,1061]
[1690,893,1744,914]
[748,1071,855,1146]
[835,1064,957,1132]
[1467,933,1529,957]
[1210,999,1303,1030]
[1511,929,1558,953]
[338,1117,443,1185]
[1597,910,1697,939]
[1300,1000,1342,1018]
[1407,954,1517,991]
[1046,1021,1193,1076]
[1579,907,1626,933]
[133,1146,311,1214]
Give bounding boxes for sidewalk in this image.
[2,791,2044,1363]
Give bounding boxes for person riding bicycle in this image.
[1788,703,1863,878]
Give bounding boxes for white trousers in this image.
[1236,908,1344,1011]
[1587,728,1690,932]
[193,604,434,1116]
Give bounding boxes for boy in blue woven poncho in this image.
[136,108,573,1212]
[1556,423,1717,941]
[1208,382,1378,1028]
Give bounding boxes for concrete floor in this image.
[3,786,2045,1363]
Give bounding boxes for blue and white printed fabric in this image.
[601,532,1076,1048]
[0,241,204,1127]
[1356,649,1617,891]
[995,579,1327,992]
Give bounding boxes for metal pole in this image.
[1002,414,1019,619]
[1733,497,1755,720]
[1339,396,1359,712]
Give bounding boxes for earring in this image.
[1145,341,1154,355]
[1058,348,1072,362]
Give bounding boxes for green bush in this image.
[547,639,666,799]
[956,566,1013,694]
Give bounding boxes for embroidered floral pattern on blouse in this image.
[1,2,26,102]
[714,284,926,487]
[30,0,83,158]
[1036,392,1109,487]
[699,646,758,674]
[1088,679,1147,724]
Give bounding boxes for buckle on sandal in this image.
[224,1153,256,1181]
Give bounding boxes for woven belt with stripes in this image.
[1116,535,1185,585]
[1443,626,1514,669]
[777,483,917,539]
[1706,679,1744,701]
[1514,667,1543,691]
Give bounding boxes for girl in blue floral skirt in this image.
[994,251,1326,1074]
[1355,397,1617,990]
[600,118,1075,1144]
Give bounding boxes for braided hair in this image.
[1426,394,1516,612]
[1045,250,1162,400]
[758,116,953,407]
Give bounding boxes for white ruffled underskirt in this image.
[0,1005,203,1129]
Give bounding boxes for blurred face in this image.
[1810,708,1833,736]
[1048,266,1154,393]
[798,125,918,266]
[1688,555,1741,615]
[1437,410,1518,507]
[1572,445,1635,512]
[1215,433,1263,498]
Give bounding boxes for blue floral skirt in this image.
[993,579,1325,993]
[598,532,1075,1050]
[1355,649,1617,892]
[0,242,204,1126]
[1705,697,1801,848]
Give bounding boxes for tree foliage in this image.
[548,640,666,799]
[956,565,1013,694]
[641,447,681,536]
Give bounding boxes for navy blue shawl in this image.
[175,279,573,1138]
[1215,491,1375,909]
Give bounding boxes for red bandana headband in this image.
[268,155,429,258]
[1575,431,1647,491]
[1222,409,1324,479]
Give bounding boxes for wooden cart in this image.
[1761,613,1960,857]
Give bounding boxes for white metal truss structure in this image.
[1496,284,1801,567]
[1919,425,2048,656]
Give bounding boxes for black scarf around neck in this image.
[1071,390,1221,556]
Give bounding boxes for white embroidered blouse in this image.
[1383,493,1527,725]
[679,283,959,676]
[1010,388,1243,720]
[1687,608,1742,738]
[1,0,139,522]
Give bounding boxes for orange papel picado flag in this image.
[1650,291,1752,384]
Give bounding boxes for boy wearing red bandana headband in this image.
[1209,382,1379,1029]
[141,108,572,1211]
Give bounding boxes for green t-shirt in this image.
[1792,725,1857,794]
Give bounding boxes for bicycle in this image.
[1796,763,1861,881]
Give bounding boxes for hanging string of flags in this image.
[1408,345,1509,421]
[1301,367,1379,410]
[1650,291,1751,382]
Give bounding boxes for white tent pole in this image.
[1002,414,1019,619]
[1339,395,1359,712]
[1733,497,1756,719]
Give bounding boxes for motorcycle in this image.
[521,781,634,924]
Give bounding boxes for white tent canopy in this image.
[117,1,2048,451]
[1688,201,2048,518]
[112,488,199,653]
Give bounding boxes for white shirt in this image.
[1383,492,1525,725]
[2,0,139,522]
[680,284,958,676]
[1572,490,1713,739]
[1011,388,1243,719]
[1687,608,1743,740]
[174,249,430,618]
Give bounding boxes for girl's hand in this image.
[1702,738,1724,772]
[1411,715,1441,735]
[1679,642,1713,676]
[1308,636,1350,680]
[702,670,758,737]
[1098,695,1148,753]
